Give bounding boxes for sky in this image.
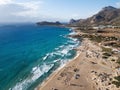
[0,0,120,23]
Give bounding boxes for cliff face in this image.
[69,6,120,26]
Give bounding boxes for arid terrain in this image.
[37,27,120,90]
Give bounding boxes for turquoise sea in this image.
[0,24,79,90]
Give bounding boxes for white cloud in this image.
[0,0,13,5]
[0,0,43,22]
[12,1,42,17]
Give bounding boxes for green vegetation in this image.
[112,76,120,88]
[111,59,115,62]
[81,33,119,48]
[112,58,120,88]
[113,43,120,48]
[101,47,112,59]
[82,34,119,44]
[89,35,103,43]
[116,57,120,64]
[101,47,112,53]
[105,41,120,48]
[102,53,112,59]
[82,35,104,43]
[106,36,118,41]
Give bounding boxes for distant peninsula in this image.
[36,21,63,26]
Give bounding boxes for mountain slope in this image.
[70,6,120,26]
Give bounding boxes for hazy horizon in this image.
[0,0,120,23]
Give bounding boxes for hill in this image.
[69,6,120,26]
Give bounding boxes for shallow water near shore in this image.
[0,24,79,90]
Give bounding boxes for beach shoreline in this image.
[36,27,120,90]
[36,50,81,90]
[35,27,81,90]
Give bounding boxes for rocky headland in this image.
[36,21,63,26]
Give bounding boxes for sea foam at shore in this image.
[0,24,79,90]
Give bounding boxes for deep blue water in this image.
[0,24,79,90]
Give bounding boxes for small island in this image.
[36,21,63,26]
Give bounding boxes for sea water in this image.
[0,23,79,90]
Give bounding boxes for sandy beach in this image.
[37,28,120,90]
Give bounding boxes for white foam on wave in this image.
[73,38,78,42]
[55,47,69,56]
[52,41,77,57]
[69,28,72,31]
[69,31,76,35]
[58,33,79,55]
[43,35,79,61]
[68,38,80,48]
[10,63,54,90]
[10,30,80,90]
[61,49,68,54]
[39,32,80,89]
[31,64,54,81]
[59,45,64,48]
[68,44,74,48]
[57,51,80,71]
[53,52,62,56]
[53,59,60,63]
[69,37,78,42]
[43,53,49,60]
[55,47,59,50]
